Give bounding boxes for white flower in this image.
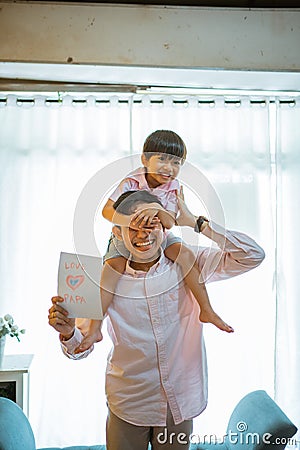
[0,314,25,341]
[4,314,13,324]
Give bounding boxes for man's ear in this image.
[112,225,123,241]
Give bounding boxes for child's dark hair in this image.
[113,190,163,215]
[143,130,187,161]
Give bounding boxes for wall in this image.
[0,1,300,71]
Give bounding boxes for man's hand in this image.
[48,296,75,340]
[175,186,197,228]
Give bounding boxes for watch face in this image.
[196,216,208,233]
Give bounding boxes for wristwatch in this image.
[194,216,209,233]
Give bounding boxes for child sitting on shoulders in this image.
[78,130,233,352]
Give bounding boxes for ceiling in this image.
[11,0,300,8]
[2,1,300,93]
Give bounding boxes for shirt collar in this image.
[128,167,179,192]
[125,251,165,276]
[127,167,149,190]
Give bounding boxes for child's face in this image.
[142,153,182,188]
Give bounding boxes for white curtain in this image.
[275,99,300,435]
[0,93,297,447]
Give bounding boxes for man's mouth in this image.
[134,239,155,249]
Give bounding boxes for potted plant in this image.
[0,314,25,366]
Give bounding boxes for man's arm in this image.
[175,186,265,281]
[60,326,94,360]
[197,222,265,283]
[48,297,94,360]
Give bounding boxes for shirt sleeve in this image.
[196,221,265,283]
[164,190,179,214]
[109,178,138,202]
[163,179,180,214]
[59,327,94,360]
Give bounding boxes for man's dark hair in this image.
[113,190,163,215]
[142,129,187,161]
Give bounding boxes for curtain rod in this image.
[1,78,300,99]
[0,79,298,105]
[0,78,139,93]
[0,96,297,106]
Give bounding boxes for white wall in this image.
[0,1,300,71]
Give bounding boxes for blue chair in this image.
[0,390,297,450]
[196,390,298,450]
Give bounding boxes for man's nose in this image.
[136,228,150,238]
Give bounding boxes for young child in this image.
[79,130,233,351]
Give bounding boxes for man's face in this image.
[113,202,165,263]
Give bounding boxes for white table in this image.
[0,354,33,417]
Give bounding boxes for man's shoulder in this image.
[160,247,202,272]
[166,244,208,269]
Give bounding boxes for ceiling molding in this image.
[7,0,300,8]
[1,63,300,93]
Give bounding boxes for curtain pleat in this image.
[275,99,300,435]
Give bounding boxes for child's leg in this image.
[75,257,127,352]
[164,243,234,333]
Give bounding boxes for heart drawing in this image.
[66,275,85,291]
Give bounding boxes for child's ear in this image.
[141,153,148,167]
[112,225,123,241]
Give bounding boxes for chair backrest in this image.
[225,390,298,450]
[0,396,36,450]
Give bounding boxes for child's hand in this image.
[129,216,160,231]
[131,203,161,229]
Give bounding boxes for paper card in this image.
[57,252,103,319]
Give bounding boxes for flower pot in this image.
[0,335,6,366]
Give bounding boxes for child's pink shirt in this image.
[109,167,180,215]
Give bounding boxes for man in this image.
[49,189,265,450]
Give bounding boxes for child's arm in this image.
[102,198,160,229]
[156,208,176,229]
[102,198,131,226]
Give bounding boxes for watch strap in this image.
[194,216,209,233]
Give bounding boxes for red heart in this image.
[66,275,85,291]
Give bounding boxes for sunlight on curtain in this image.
[0,94,131,447]
[0,93,277,447]
[275,99,300,438]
